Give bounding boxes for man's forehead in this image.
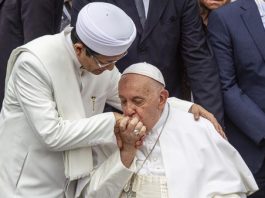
[119,76,153,98]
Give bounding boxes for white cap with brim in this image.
[122,62,166,87]
[76,2,136,56]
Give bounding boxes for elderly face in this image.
[200,0,230,10]
[118,74,168,132]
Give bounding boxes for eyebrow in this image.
[118,96,144,100]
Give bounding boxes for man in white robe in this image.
[83,62,258,198]
[0,3,220,198]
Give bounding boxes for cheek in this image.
[137,109,153,125]
[201,0,212,8]
[83,60,97,72]
[79,56,87,66]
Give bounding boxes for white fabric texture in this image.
[214,194,246,198]
[135,104,169,176]
[122,62,166,86]
[167,97,193,112]
[120,175,169,198]
[143,0,150,18]
[0,28,120,198]
[122,102,257,198]
[160,104,258,198]
[76,2,136,56]
[82,146,136,198]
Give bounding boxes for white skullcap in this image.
[76,2,136,56]
[122,62,165,86]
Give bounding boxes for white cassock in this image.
[83,101,258,198]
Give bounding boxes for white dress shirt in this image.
[255,0,265,28]
[143,0,150,18]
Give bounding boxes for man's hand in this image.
[114,113,147,149]
[115,116,147,167]
[113,112,124,149]
[189,104,227,139]
[118,117,147,149]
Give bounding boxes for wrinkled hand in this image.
[114,112,124,149]
[189,104,227,140]
[115,116,147,150]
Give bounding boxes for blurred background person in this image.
[60,0,72,30]
[0,0,64,107]
[208,0,265,196]
[199,0,230,27]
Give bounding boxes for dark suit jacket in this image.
[208,0,265,173]
[71,0,224,124]
[0,0,64,107]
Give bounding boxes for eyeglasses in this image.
[91,51,128,68]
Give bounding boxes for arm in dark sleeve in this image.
[208,11,265,145]
[180,0,224,125]
[21,0,64,42]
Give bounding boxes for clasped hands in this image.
[114,114,147,150]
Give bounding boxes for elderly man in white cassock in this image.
[0,2,223,198]
[82,63,258,198]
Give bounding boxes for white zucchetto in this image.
[122,62,166,86]
[76,2,136,56]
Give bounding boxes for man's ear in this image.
[159,89,169,109]
[73,43,84,56]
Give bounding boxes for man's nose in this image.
[123,103,136,116]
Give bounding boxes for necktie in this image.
[134,0,146,28]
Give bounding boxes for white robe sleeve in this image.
[105,67,122,111]
[213,194,246,198]
[82,149,136,198]
[11,52,116,151]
